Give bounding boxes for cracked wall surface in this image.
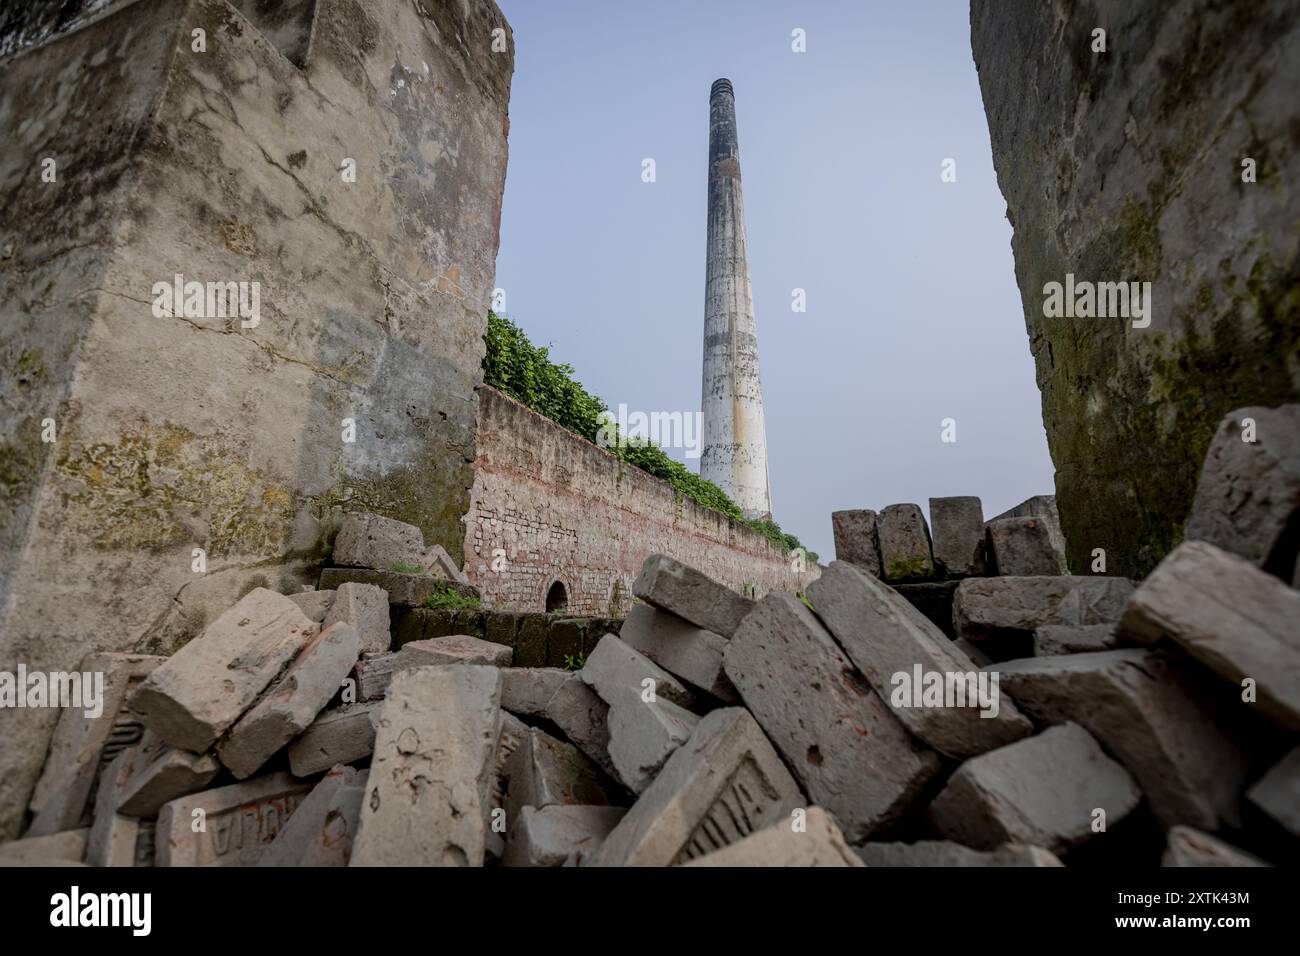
[0,0,513,838]
[465,387,818,617]
[972,0,1300,579]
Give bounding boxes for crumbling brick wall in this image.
[465,387,819,616]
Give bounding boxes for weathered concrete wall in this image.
[972,0,1300,577]
[466,387,817,616]
[0,0,513,838]
[0,0,134,58]
[0,0,314,60]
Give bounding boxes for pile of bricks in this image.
[833,495,1071,641]
[318,512,480,610]
[2,406,1296,867]
[834,494,1067,583]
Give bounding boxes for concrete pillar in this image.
[701,78,772,520]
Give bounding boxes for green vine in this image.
[483,312,816,561]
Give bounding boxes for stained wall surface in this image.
[0,0,513,837]
[972,0,1300,576]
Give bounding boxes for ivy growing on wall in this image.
[483,312,817,561]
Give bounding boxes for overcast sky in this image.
[493,0,1055,559]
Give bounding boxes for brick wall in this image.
[464,387,819,615]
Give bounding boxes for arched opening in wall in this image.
[545,580,568,614]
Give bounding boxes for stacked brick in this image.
[833,495,1068,638]
[833,495,1067,584]
[2,407,1295,866]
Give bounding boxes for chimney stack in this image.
[701,78,772,520]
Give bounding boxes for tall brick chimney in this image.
[701,78,772,520]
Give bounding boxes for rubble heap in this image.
[3,407,1296,867]
[835,494,1073,643]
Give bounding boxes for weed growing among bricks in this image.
[423,581,481,611]
[390,561,423,574]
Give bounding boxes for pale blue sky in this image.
[493,0,1055,558]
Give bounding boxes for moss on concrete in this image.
[885,554,933,582]
[340,452,471,558]
[56,419,296,556]
[14,347,48,384]
[1045,252,1300,577]
[1,347,53,508]
[0,421,46,492]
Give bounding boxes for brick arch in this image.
[545,579,569,614]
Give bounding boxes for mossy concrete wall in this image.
[972,0,1300,578]
[466,387,819,616]
[0,0,512,839]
